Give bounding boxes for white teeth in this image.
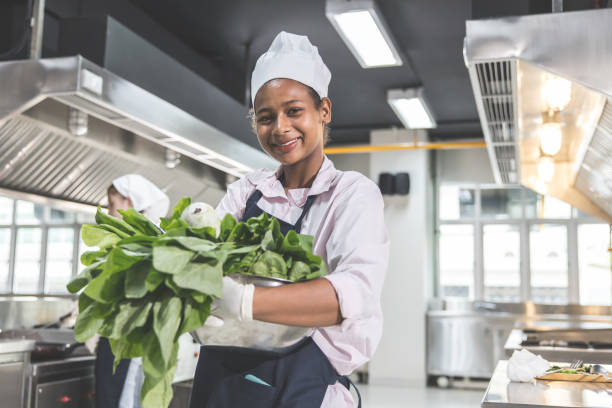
[280,139,297,146]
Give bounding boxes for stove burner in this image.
[520,338,610,349]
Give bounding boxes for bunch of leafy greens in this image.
[67,197,326,408]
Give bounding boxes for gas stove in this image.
[520,336,612,349]
[505,327,612,364]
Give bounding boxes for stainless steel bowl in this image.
[192,274,311,351]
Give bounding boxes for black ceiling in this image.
[18,0,608,145]
[126,0,609,145]
[129,0,480,144]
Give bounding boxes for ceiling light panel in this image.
[326,0,402,68]
[387,88,436,129]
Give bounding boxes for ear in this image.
[320,97,332,124]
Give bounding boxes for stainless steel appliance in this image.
[0,339,35,408]
[0,15,278,211]
[464,8,612,222]
[427,304,514,381]
[28,356,95,408]
[427,301,612,383]
[0,54,274,210]
[0,328,94,407]
[505,326,612,364]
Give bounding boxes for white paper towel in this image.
[507,349,550,382]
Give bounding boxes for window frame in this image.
[0,198,87,297]
[436,183,607,304]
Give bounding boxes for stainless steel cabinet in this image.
[0,339,35,407]
[427,311,514,379]
[0,360,28,407]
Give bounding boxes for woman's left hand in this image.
[211,276,255,322]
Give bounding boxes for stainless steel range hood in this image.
[0,56,276,209]
[464,8,612,223]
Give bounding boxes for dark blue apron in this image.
[189,189,361,408]
[95,337,131,407]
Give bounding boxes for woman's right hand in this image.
[203,315,225,328]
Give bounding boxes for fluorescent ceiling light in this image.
[538,156,555,183]
[542,74,572,112]
[326,0,402,68]
[387,88,436,129]
[539,122,562,156]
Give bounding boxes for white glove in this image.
[210,276,255,322]
[85,333,100,354]
[203,315,225,327]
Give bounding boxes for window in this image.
[45,228,75,294]
[439,186,475,220]
[0,228,11,293]
[578,224,611,306]
[13,228,42,294]
[483,224,520,302]
[16,200,44,224]
[530,224,568,304]
[524,190,571,219]
[481,189,522,219]
[0,194,93,296]
[439,225,474,298]
[49,209,75,224]
[0,196,13,224]
[437,184,609,304]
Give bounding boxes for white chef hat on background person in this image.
[111,174,170,225]
[251,31,331,106]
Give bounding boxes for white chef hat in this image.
[251,31,331,106]
[111,174,170,225]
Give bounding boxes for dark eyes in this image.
[256,108,302,124]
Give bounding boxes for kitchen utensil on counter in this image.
[544,359,583,374]
[33,310,75,329]
[590,364,610,380]
[192,274,311,351]
[536,361,612,383]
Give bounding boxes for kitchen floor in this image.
[359,385,483,407]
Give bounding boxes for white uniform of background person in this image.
[96,174,169,408]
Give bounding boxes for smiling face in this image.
[253,79,331,166]
[107,186,133,217]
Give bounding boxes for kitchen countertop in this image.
[0,338,35,354]
[481,360,612,408]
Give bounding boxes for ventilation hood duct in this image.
[0,56,276,210]
[464,8,612,223]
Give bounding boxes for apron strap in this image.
[338,375,362,408]
[242,189,317,234]
[292,194,317,233]
[242,189,264,220]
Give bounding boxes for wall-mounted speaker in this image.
[378,173,394,195]
[394,172,410,195]
[378,172,410,195]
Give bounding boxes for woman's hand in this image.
[211,276,254,322]
[253,278,342,327]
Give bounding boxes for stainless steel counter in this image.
[481,361,612,408]
[0,339,35,355]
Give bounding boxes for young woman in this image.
[95,174,169,408]
[189,32,389,408]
